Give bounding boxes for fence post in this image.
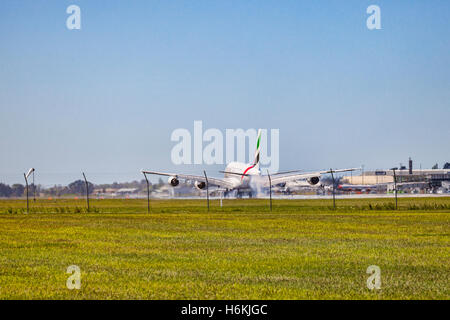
[392,168,398,210]
[267,170,272,211]
[330,168,336,209]
[82,172,90,212]
[24,173,29,214]
[143,172,150,213]
[203,170,209,211]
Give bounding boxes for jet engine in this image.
[307,176,320,185]
[168,176,179,187]
[194,181,206,190]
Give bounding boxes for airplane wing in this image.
[141,170,236,189]
[263,168,360,187]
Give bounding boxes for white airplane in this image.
[274,179,324,194]
[142,130,358,194]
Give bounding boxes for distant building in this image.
[93,187,138,198]
[342,175,393,185]
[116,188,138,195]
[343,169,450,188]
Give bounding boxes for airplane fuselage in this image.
[223,161,261,189]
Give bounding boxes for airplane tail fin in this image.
[253,129,261,169]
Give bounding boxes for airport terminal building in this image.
[342,159,450,193]
[344,169,450,186]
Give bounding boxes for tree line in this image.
[0,178,166,198]
[0,181,94,198]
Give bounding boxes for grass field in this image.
[0,197,449,299]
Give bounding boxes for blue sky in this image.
[1,1,449,185]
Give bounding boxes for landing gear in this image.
[234,189,255,198]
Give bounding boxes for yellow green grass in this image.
[0,198,449,299]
